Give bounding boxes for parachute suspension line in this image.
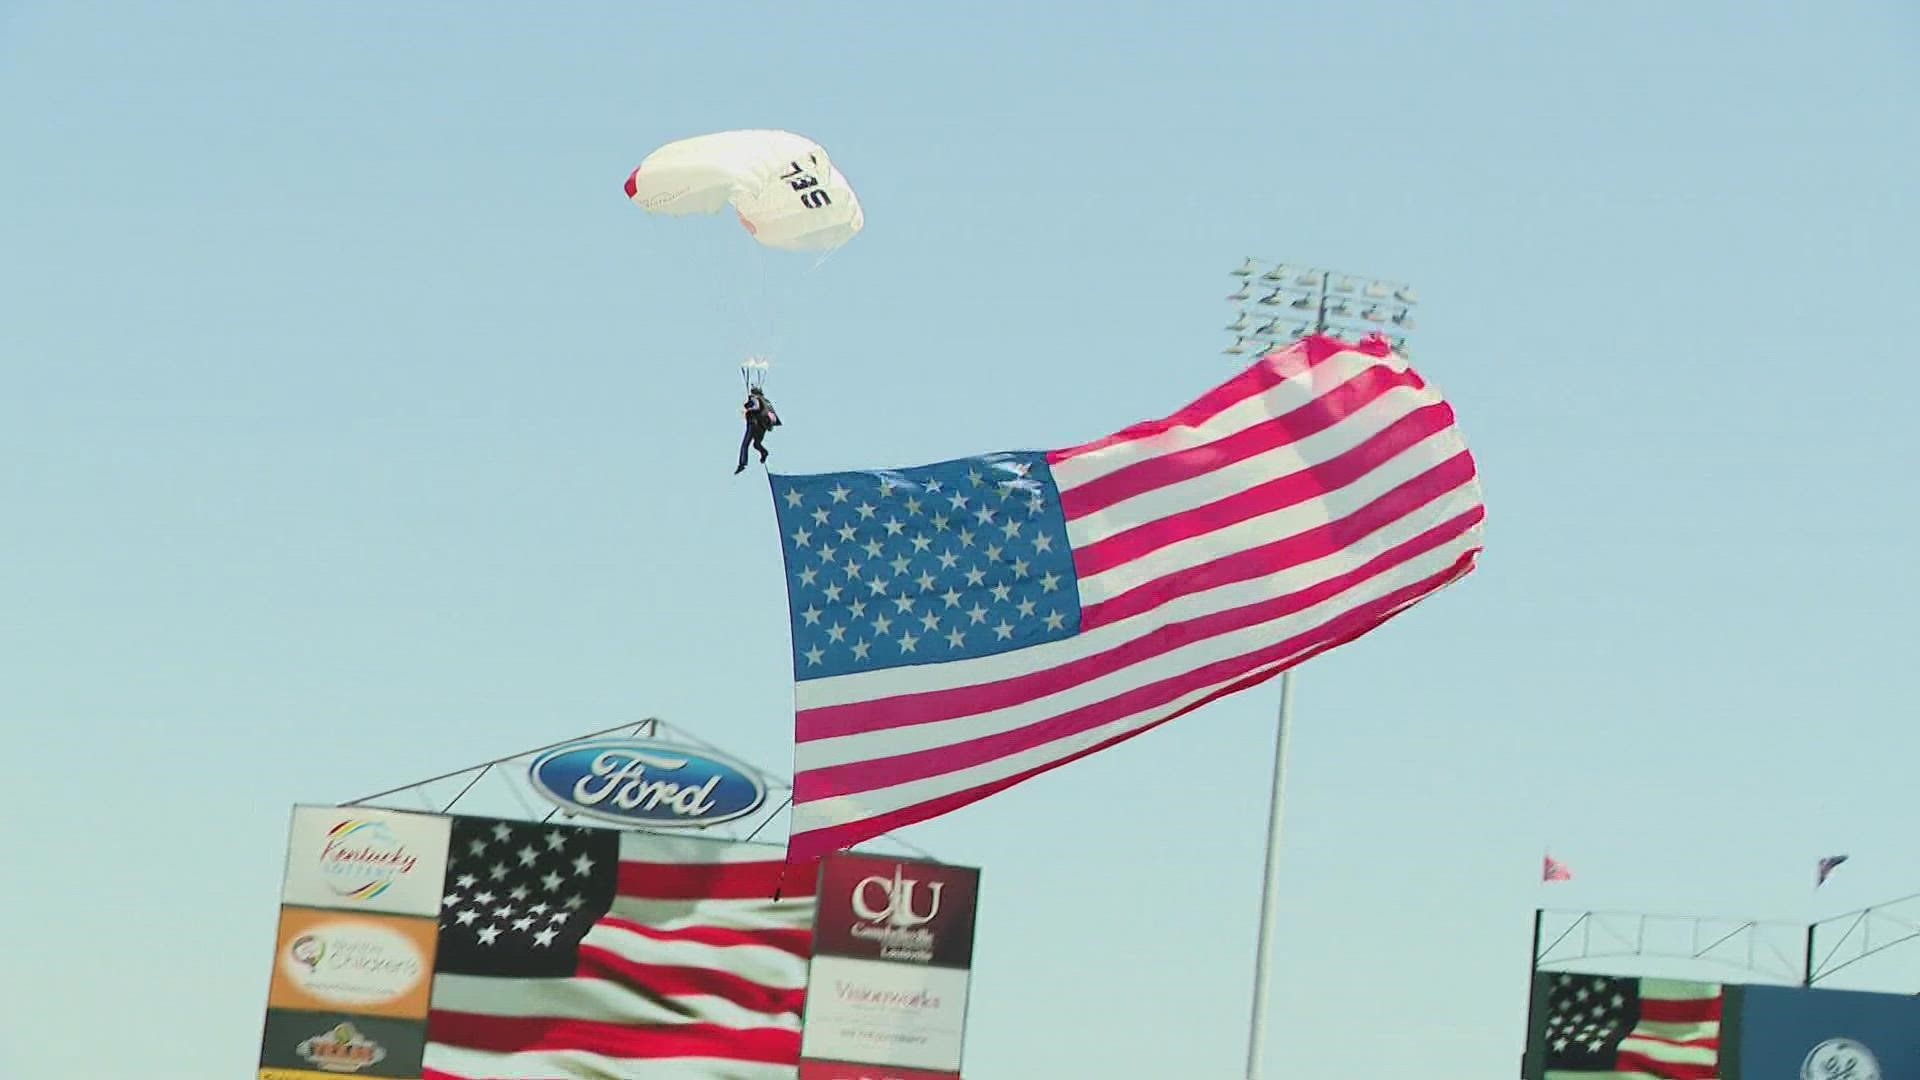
[688,219,746,375]
[739,356,769,391]
[760,243,776,373]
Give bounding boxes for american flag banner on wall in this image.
[1528,973,1725,1078]
[423,815,815,1079]
[769,334,1486,861]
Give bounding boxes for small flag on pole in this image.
[1815,853,1849,887]
[1542,854,1572,882]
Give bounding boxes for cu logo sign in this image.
[851,864,944,928]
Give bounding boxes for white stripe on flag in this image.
[1046,344,1366,489]
[796,531,1474,774]
[606,896,817,933]
[431,972,802,1032]
[794,467,1477,715]
[791,537,1470,829]
[424,1044,801,1080]
[1065,382,1438,548]
[1073,430,1468,605]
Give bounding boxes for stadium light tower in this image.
[1231,258,1418,1080]
[1225,257,1418,357]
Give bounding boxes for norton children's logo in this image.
[289,933,326,971]
[281,921,425,1007]
[850,864,944,963]
[528,738,767,827]
[1802,1038,1880,1080]
[296,1022,388,1074]
[317,819,421,901]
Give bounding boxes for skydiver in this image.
[735,386,780,474]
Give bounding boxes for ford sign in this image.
[527,739,768,828]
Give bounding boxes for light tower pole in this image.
[1230,258,1419,1080]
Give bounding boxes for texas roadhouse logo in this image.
[296,1021,388,1074]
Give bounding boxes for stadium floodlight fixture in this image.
[1225,257,1420,360]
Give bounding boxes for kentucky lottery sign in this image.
[528,739,768,827]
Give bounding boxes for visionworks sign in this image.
[802,853,981,1077]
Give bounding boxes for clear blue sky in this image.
[3,2,1916,1076]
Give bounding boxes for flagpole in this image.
[1244,668,1295,1079]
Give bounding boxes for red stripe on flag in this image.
[1612,1049,1718,1079]
[785,544,1479,862]
[791,549,1479,807]
[1046,338,1359,465]
[1072,402,1460,577]
[593,915,813,958]
[424,1011,802,1065]
[1625,1032,1719,1051]
[618,859,817,900]
[1080,451,1477,630]
[573,946,808,1016]
[1638,994,1722,1024]
[1059,364,1433,523]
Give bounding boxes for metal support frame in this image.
[1529,898,1920,991]
[1519,898,1920,1075]
[1806,891,1920,986]
[337,717,938,860]
[1531,906,1813,985]
[342,717,661,814]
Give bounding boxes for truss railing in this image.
[337,717,938,861]
[1533,893,1920,989]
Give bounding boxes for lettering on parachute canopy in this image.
[783,159,832,209]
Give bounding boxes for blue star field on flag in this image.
[770,451,1084,680]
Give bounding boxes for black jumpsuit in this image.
[736,395,772,472]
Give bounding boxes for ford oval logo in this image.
[527,739,767,828]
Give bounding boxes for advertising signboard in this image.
[266,906,439,1020]
[525,738,769,827]
[261,806,446,1079]
[1522,972,1920,1078]
[264,802,834,1079]
[798,1063,970,1080]
[801,853,981,1079]
[280,806,451,919]
[258,1010,426,1077]
[1737,984,1919,1078]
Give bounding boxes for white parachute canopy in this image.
[623,130,864,252]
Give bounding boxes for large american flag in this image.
[1532,973,1724,1078]
[423,815,816,1079]
[769,334,1485,860]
